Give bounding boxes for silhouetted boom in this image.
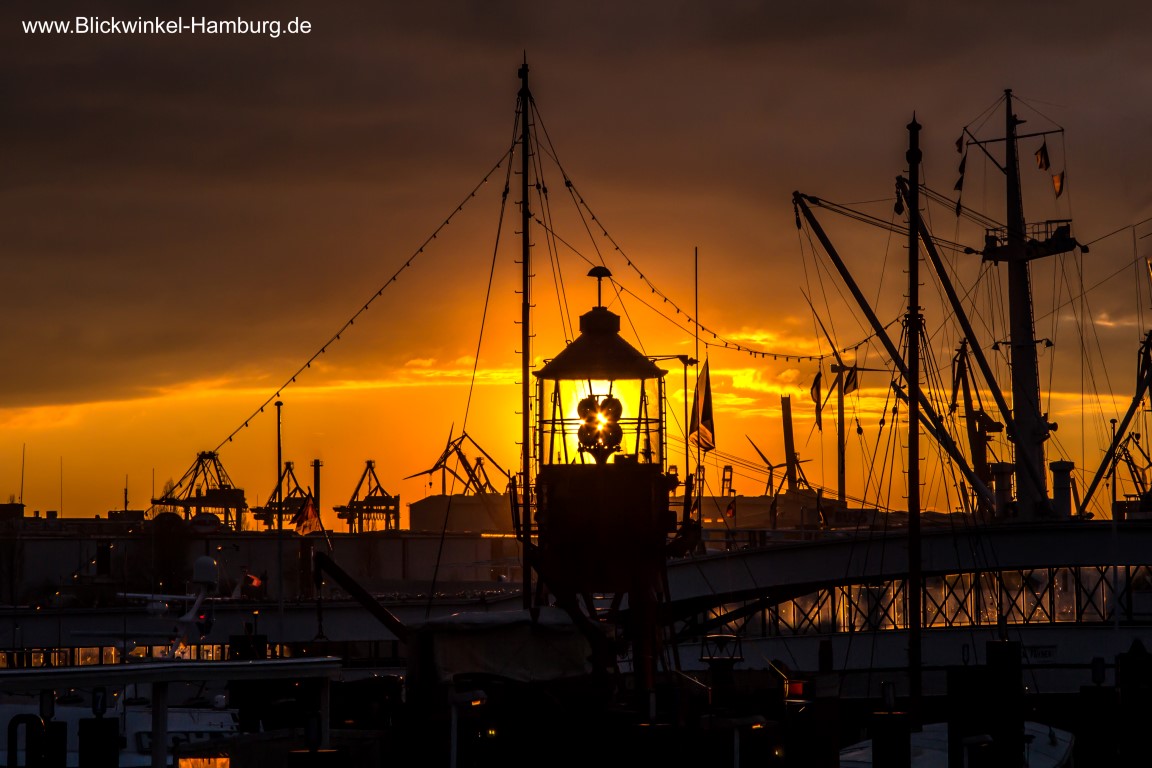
[313,550,409,643]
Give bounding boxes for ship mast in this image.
[962,89,1079,518]
[1002,89,1050,518]
[905,115,924,727]
[518,58,534,608]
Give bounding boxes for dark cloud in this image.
[3,0,1151,410]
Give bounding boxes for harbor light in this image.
[531,268,676,595]
[534,270,669,470]
[524,266,688,711]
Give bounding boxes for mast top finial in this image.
[588,266,612,307]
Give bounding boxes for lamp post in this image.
[275,400,284,643]
[275,401,284,531]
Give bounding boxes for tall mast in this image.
[1002,89,1049,518]
[781,395,799,494]
[906,115,923,727]
[518,59,533,607]
[837,367,846,504]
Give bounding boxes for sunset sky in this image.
[5,1,1152,523]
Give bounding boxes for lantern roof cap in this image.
[535,306,667,381]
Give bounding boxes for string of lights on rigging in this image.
[211,145,517,452]
[529,208,892,364]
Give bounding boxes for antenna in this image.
[19,443,25,505]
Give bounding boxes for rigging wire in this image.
[530,211,892,362]
[829,210,908,668]
[530,104,653,357]
[462,119,520,428]
[527,101,576,345]
[210,146,516,453]
[916,147,966,515]
[428,108,524,620]
[562,174,820,362]
[806,194,979,255]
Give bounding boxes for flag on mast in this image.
[810,371,823,431]
[1036,140,1051,171]
[689,360,716,453]
[293,496,323,535]
[843,367,859,395]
